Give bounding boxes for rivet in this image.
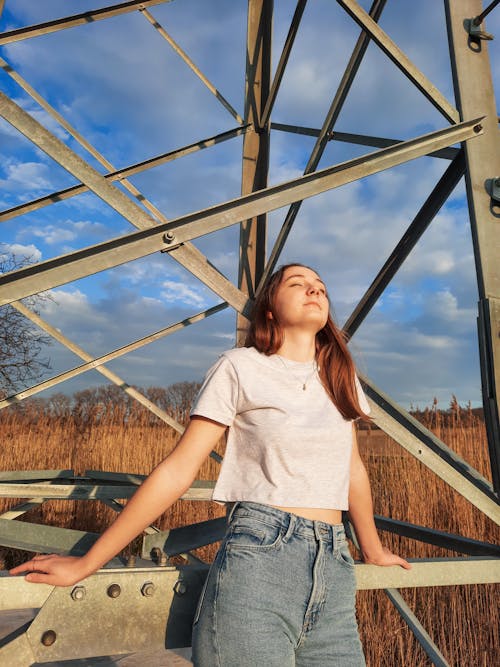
[473,124,482,133]
[107,583,121,598]
[70,585,86,601]
[41,630,57,646]
[141,581,155,597]
[174,580,187,596]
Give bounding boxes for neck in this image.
[276,331,316,362]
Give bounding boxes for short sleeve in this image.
[190,355,239,426]
[355,375,370,416]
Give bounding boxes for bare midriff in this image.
[272,505,343,525]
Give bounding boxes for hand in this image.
[9,554,92,586]
[362,546,412,570]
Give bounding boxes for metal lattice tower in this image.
[0,1,499,664]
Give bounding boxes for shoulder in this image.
[219,346,263,367]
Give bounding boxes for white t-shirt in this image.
[190,346,370,510]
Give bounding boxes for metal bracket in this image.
[487,177,500,202]
[466,18,494,41]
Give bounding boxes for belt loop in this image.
[226,501,240,524]
[282,513,296,543]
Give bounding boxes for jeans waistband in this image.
[228,501,346,544]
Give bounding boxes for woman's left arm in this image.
[348,426,411,569]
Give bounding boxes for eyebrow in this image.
[284,273,326,287]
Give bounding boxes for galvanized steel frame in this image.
[0,0,499,664]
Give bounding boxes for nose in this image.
[307,284,320,295]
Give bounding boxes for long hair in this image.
[245,264,369,421]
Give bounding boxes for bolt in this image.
[141,581,155,597]
[70,585,86,601]
[107,583,121,598]
[126,554,136,568]
[163,231,176,244]
[174,579,187,596]
[473,124,482,133]
[41,630,57,646]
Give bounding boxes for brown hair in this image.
[245,263,369,421]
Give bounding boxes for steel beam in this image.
[343,151,466,336]
[0,480,215,501]
[0,302,227,420]
[259,0,307,129]
[374,515,500,557]
[262,0,387,285]
[355,557,500,589]
[336,0,459,123]
[0,117,484,306]
[140,8,243,124]
[236,0,273,345]
[363,380,500,524]
[384,589,450,667]
[0,0,171,46]
[0,92,250,327]
[445,0,500,492]
[0,57,168,223]
[0,516,226,558]
[0,125,249,224]
[271,122,459,160]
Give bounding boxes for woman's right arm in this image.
[9,416,227,586]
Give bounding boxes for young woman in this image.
[11,263,410,666]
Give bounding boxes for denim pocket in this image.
[227,518,283,551]
[335,539,355,568]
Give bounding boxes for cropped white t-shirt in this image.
[190,346,370,510]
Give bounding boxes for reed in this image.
[0,396,498,665]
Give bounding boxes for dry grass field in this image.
[0,396,498,666]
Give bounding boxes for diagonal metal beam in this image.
[0,54,177,223]
[0,0,171,46]
[260,0,388,286]
[0,125,248,224]
[0,302,226,429]
[0,91,250,319]
[374,515,500,557]
[336,0,459,123]
[384,589,450,667]
[271,122,459,160]
[0,115,484,306]
[258,0,307,129]
[140,8,243,124]
[363,379,500,523]
[343,151,466,337]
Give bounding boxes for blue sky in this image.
[1,0,499,408]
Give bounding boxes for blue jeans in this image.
[191,502,365,666]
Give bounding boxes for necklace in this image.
[278,356,320,390]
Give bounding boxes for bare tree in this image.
[0,250,52,396]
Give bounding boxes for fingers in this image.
[9,554,57,576]
[24,572,51,584]
[398,558,412,570]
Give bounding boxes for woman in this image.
[10,263,410,666]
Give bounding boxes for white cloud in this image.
[0,158,52,192]
[0,242,42,263]
[160,279,210,308]
[16,219,108,246]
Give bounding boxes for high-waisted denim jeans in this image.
[191,502,365,666]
